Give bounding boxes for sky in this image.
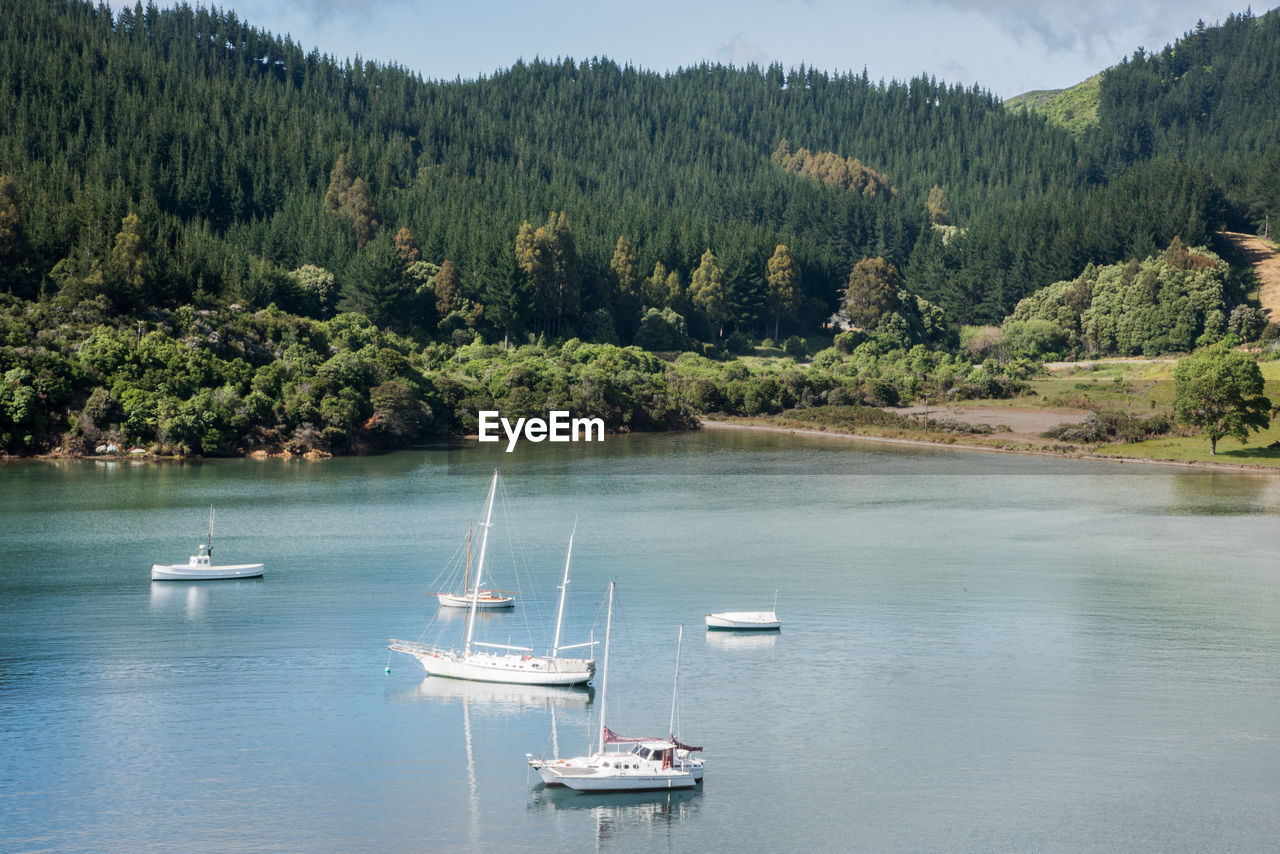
[112,0,1266,98]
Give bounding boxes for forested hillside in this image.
[2,0,1279,456]
[6,1,1272,329]
[1088,12,1280,190]
[1005,75,1101,136]
[0,0,1072,333]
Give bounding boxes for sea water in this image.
[2,430,1279,852]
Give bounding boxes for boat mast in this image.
[464,470,499,656]
[669,624,683,739]
[551,522,575,659]
[596,581,614,756]
[463,522,472,595]
[207,506,215,557]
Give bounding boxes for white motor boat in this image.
[389,470,595,686]
[706,589,781,630]
[529,586,702,792]
[534,737,697,792]
[150,508,264,581]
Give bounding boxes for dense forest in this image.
[1003,238,1247,358]
[2,0,1279,455]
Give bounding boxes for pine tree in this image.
[324,155,380,247]
[514,212,580,336]
[546,212,581,332]
[0,174,22,262]
[689,249,728,338]
[665,271,687,316]
[926,184,951,225]
[324,154,354,212]
[394,227,421,266]
[339,235,403,328]
[0,173,35,297]
[642,261,669,308]
[843,257,901,329]
[344,178,380,248]
[609,235,638,302]
[107,213,151,310]
[433,259,460,317]
[765,244,800,340]
[609,235,641,340]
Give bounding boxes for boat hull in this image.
[532,760,697,791]
[436,592,514,609]
[705,611,780,630]
[675,755,704,781]
[151,563,264,581]
[388,640,594,686]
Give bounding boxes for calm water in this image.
[3,431,1280,853]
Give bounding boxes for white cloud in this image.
[716,33,770,66]
[933,59,977,87]
[918,0,1235,58]
[277,0,419,27]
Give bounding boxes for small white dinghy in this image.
[706,590,781,631]
[150,508,264,581]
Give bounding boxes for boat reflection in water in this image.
[391,675,595,849]
[147,577,264,620]
[704,629,778,651]
[396,674,594,711]
[528,786,702,847]
[429,605,510,625]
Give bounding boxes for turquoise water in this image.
[3,431,1279,852]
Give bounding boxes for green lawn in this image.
[1095,431,1280,467]
[1074,358,1280,467]
[719,355,1280,471]
[948,357,1280,469]
[1029,361,1178,411]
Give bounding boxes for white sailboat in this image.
[435,523,515,609]
[388,470,595,686]
[706,589,781,630]
[528,584,702,792]
[150,507,264,581]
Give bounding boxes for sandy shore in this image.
[894,403,1088,443]
[700,419,1280,475]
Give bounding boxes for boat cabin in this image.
[189,544,212,566]
[628,741,677,770]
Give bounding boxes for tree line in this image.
[4,0,1275,342]
[4,0,1280,457]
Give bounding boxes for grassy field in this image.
[1081,359,1280,468]
[1094,433,1280,467]
[719,357,1280,471]
[985,359,1280,467]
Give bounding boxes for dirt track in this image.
[1221,231,1280,318]
[896,404,1088,442]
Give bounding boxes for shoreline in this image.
[11,421,1279,476]
[699,419,1280,475]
